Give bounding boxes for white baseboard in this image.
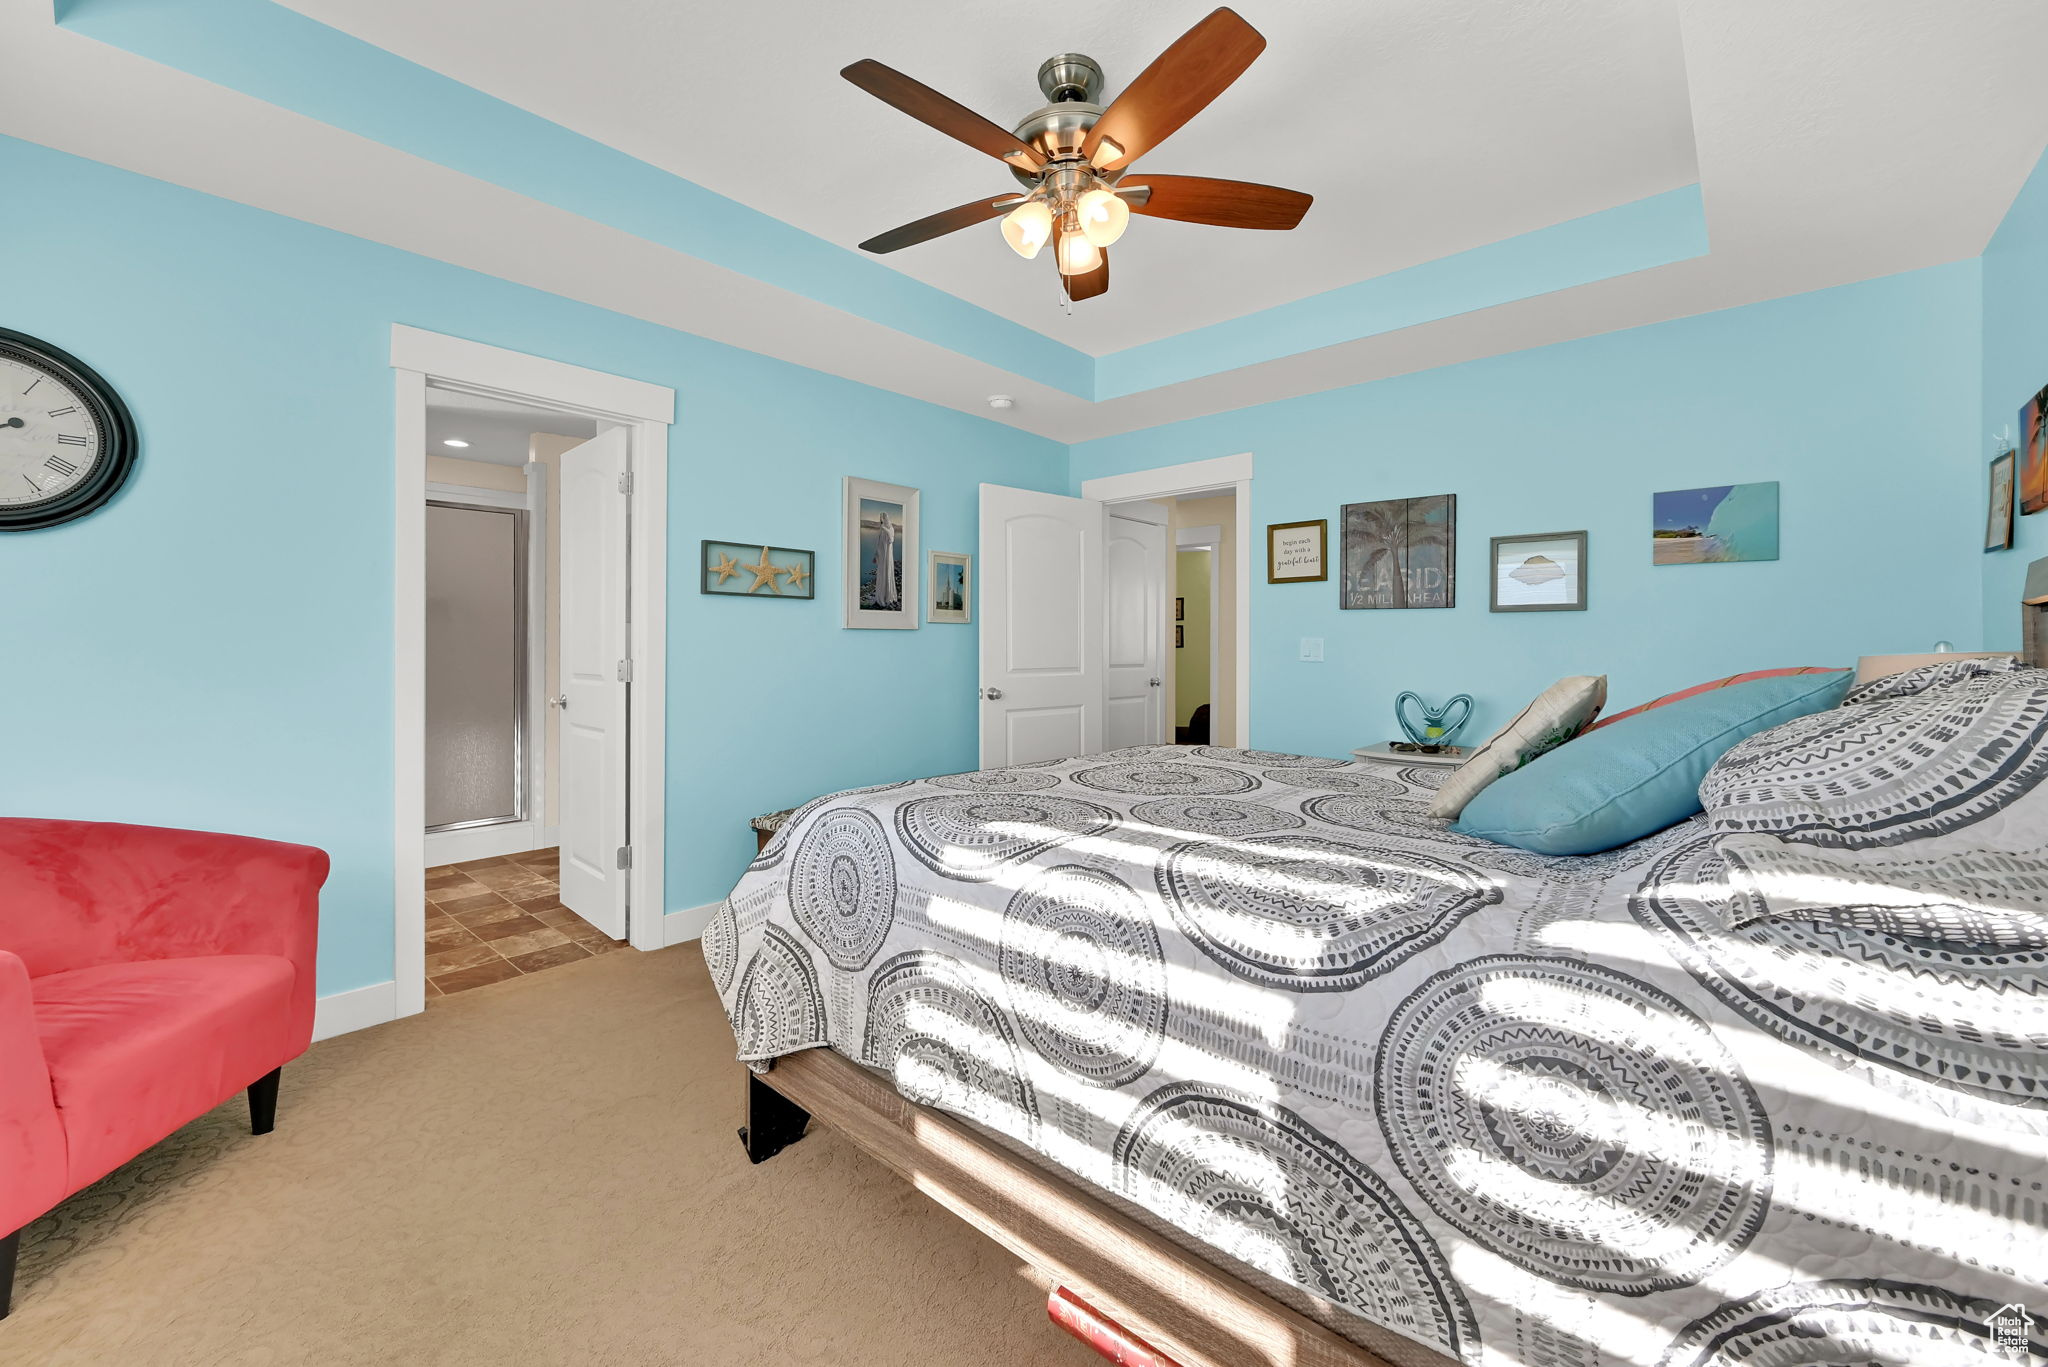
[313,980,398,1042]
[424,821,541,865]
[664,902,721,946]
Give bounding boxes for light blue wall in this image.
[0,136,1064,997]
[1982,143,2048,643]
[1071,263,1985,758]
[0,128,2003,999]
[1096,186,1710,399]
[55,0,1095,398]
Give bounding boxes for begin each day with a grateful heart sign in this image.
[1395,691,1473,747]
[1266,519,1328,583]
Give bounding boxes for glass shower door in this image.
[425,501,528,831]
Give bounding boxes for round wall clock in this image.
[0,327,138,531]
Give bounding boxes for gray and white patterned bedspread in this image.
[708,745,2048,1367]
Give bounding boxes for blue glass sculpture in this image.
[1395,692,1474,748]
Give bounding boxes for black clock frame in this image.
[0,327,138,532]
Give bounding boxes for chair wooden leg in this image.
[248,1067,281,1136]
[1,1226,20,1320]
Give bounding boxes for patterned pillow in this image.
[1588,667,1841,732]
[1700,668,2048,942]
[1840,654,2027,706]
[1426,676,1606,820]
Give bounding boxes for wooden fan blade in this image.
[859,196,1022,253]
[1122,175,1311,230]
[1062,251,1109,302]
[842,60,1046,173]
[1082,9,1265,173]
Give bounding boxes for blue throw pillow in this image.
[1452,669,1853,855]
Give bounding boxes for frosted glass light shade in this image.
[1057,230,1102,276]
[1001,200,1053,259]
[1076,187,1130,247]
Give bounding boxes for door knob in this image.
[982,687,1004,701]
[1148,678,1163,687]
[548,695,569,709]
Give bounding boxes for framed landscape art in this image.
[1491,531,1587,612]
[1340,495,1455,609]
[1652,482,1779,564]
[928,550,971,623]
[1989,449,2017,551]
[842,477,919,629]
[2021,385,2048,516]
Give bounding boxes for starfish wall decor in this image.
[700,539,816,600]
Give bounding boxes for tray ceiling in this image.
[274,0,1700,355]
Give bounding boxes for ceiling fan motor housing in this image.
[1011,55,1108,189]
[1037,53,1103,103]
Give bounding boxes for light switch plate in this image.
[1299,637,1324,662]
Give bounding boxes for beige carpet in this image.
[9,945,1101,1366]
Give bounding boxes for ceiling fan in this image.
[842,7,1312,303]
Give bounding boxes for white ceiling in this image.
[276,0,1701,356]
[6,0,2048,441]
[427,387,596,467]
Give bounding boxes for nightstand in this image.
[1352,742,1466,767]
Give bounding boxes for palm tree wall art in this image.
[1340,495,1457,609]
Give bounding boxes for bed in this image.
[708,739,2048,1367]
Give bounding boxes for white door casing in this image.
[556,426,630,937]
[979,483,1103,768]
[1078,454,1253,751]
[1103,503,1168,750]
[391,325,674,1033]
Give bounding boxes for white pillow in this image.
[1426,676,1608,820]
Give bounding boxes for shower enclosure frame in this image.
[424,496,535,837]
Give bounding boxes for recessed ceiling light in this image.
[442,439,470,448]
[987,395,1015,411]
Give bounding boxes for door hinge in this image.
[616,844,633,870]
[617,658,634,682]
[618,471,635,495]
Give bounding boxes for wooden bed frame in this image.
[745,1048,1448,1367]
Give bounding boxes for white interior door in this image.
[1103,504,1168,749]
[556,426,629,938]
[979,484,1103,768]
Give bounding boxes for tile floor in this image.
[423,847,625,998]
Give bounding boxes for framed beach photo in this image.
[928,550,972,623]
[1989,449,2017,551]
[2020,385,2048,516]
[1267,519,1328,583]
[1652,482,1779,564]
[843,477,919,629]
[1491,531,1587,612]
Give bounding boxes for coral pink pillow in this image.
[1589,667,1842,732]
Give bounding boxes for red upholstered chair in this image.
[0,818,326,1318]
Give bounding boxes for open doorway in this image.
[1101,490,1238,750]
[389,326,674,1026]
[976,455,1251,768]
[421,388,623,997]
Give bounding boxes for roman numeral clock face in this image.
[0,330,136,531]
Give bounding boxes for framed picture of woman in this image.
[843,476,920,629]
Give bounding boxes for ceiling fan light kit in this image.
[1001,199,1053,259]
[843,7,1312,304]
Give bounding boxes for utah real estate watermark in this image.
[1988,1303,2036,1361]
